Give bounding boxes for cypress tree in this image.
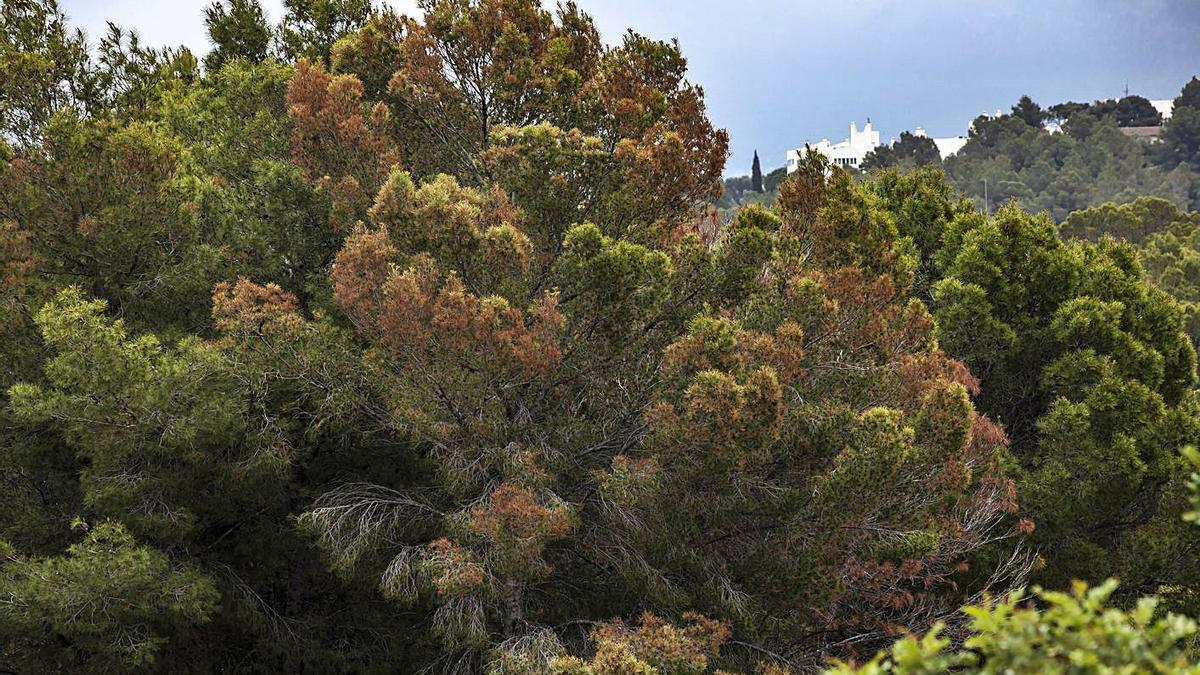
[751,149,764,193]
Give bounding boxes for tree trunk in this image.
[502,579,523,638]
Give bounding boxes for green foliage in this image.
[203,0,273,71]
[0,110,223,332]
[945,84,1200,219]
[1184,445,1200,525]
[0,0,91,144]
[555,221,673,340]
[932,202,1200,588]
[829,580,1200,675]
[90,24,200,116]
[1165,105,1200,171]
[278,0,374,64]
[8,288,258,539]
[751,150,764,193]
[1114,95,1163,127]
[1012,94,1046,127]
[1061,197,1200,359]
[717,166,787,214]
[862,131,942,171]
[1179,77,1200,110]
[1061,195,1200,245]
[867,166,974,295]
[0,520,219,671]
[1046,101,1089,124]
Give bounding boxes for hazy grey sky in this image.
[60,1,1200,176]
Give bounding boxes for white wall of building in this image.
[787,120,967,172]
[912,127,968,160]
[1151,99,1175,121]
[787,120,880,173]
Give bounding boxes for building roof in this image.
[1120,126,1164,140]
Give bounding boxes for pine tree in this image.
[203,0,272,72]
[1176,75,1200,111]
[1012,94,1046,127]
[751,149,764,193]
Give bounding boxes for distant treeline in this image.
[721,79,1200,221]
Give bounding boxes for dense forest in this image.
[942,88,1200,220]
[5,1,1200,673]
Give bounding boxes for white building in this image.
[1150,99,1175,121]
[912,127,968,160]
[787,120,880,173]
[787,119,969,173]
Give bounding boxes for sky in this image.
[60,0,1200,176]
